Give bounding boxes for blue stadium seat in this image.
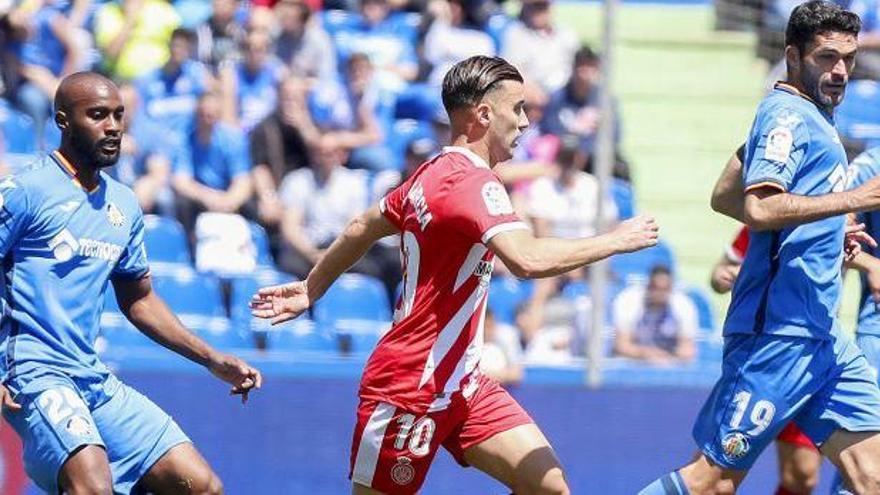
[611,178,635,220]
[682,284,716,333]
[488,276,533,325]
[229,268,296,330]
[248,221,274,268]
[312,273,391,324]
[144,215,191,264]
[100,286,155,349]
[836,79,880,147]
[266,321,336,353]
[386,118,435,163]
[0,101,37,154]
[609,240,675,284]
[152,267,225,317]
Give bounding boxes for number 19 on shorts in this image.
[730,391,776,435]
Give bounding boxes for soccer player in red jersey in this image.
[251,55,660,494]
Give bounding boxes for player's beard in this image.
[801,66,841,110]
[71,131,120,169]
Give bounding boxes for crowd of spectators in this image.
[0,0,700,366]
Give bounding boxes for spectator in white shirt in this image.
[612,265,698,365]
[480,309,524,385]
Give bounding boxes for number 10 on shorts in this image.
[394,414,435,457]
[730,391,776,435]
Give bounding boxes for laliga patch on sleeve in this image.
[764,126,794,163]
[481,182,514,216]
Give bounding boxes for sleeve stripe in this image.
[481,221,530,244]
[378,197,387,214]
[744,180,787,194]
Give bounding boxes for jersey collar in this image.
[774,81,824,107]
[51,150,101,194]
[442,146,490,170]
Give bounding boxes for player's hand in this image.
[208,353,263,404]
[610,215,659,254]
[844,221,876,262]
[710,264,740,294]
[0,384,21,415]
[250,280,311,325]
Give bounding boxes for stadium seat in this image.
[100,286,155,349]
[0,102,37,154]
[836,79,880,148]
[611,178,635,220]
[144,215,191,264]
[229,268,296,330]
[682,284,716,333]
[386,118,435,163]
[487,276,533,325]
[152,267,225,317]
[266,321,337,353]
[312,273,391,324]
[609,240,676,284]
[249,221,274,268]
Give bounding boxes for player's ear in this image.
[55,110,69,131]
[475,102,491,127]
[784,45,801,75]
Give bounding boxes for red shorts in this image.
[776,422,818,450]
[349,374,533,494]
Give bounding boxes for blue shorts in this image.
[2,370,189,494]
[692,332,880,470]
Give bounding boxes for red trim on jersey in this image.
[726,226,750,264]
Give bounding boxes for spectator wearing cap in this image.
[250,76,315,230]
[220,28,288,133]
[136,28,213,143]
[194,0,245,70]
[501,0,578,98]
[612,265,698,365]
[173,92,253,234]
[273,0,336,84]
[308,53,397,172]
[93,0,181,80]
[542,45,620,156]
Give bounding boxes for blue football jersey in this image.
[0,151,149,382]
[847,147,880,335]
[724,83,850,339]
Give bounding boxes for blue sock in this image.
[639,470,690,495]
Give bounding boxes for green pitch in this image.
[553,2,861,331]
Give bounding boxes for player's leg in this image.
[444,375,567,495]
[775,422,821,495]
[462,423,569,495]
[820,431,880,494]
[352,482,388,494]
[58,445,114,495]
[775,438,821,494]
[137,442,223,494]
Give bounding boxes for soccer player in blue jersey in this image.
[0,72,262,494]
[641,2,880,493]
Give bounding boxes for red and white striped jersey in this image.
[360,147,529,413]
[726,225,750,264]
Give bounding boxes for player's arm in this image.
[112,275,262,401]
[710,145,746,222]
[613,329,674,362]
[487,215,659,279]
[251,205,398,324]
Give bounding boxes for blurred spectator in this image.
[277,139,370,279]
[173,92,253,233]
[112,84,174,214]
[220,28,287,132]
[330,0,419,93]
[542,45,620,156]
[250,77,314,229]
[612,265,697,365]
[527,135,617,240]
[423,0,496,87]
[273,0,336,84]
[480,309,524,385]
[846,0,880,79]
[136,28,212,142]
[4,0,86,147]
[309,53,397,171]
[94,0,182,80]
[501,0,578,98]
[194,0,245,69]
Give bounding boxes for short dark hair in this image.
[171,27,196,45]
[785,0,861,55]
[573,45,599,68]
[649,264,672,280]
[441,56,523,114]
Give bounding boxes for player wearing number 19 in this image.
[251,55,659,495]
[0,72,263,494]
[641,2,880,494]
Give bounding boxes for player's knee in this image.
[781,465,819,494]
[513,469,569,495]
[64,473,113,495]
[189,470,224,495]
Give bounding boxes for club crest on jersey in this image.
[721,432,750,461]
[481,182,513,216]
[106,203,126,227]
[391,457,415,486]
[66,415,92,438]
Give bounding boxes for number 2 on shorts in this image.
[730,391,776,435]
[37,388,86,425]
